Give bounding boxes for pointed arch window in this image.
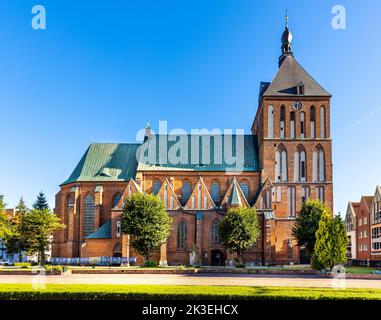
[290,112,295,139]
[300,112,305,139]
[313,146,325,182]
[164,183,168,208]
[211,219,220,245]
[268,105,274,138]
[240,181,249,200]
[280,105,286,138]
[320,106,326,138]
[177,220,187,249]
[293,146,306,182]
[152,180,161,195]
[65,194,74,240]
[181,181,191,205]
[112,193,122,208]
[83,194,95,237]
[310,106,316,139]
[210,181,220,204]
[275,145,288,182]
[287,186,296,218]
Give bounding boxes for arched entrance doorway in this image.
[211,250,224,266]
[113,242,122,257]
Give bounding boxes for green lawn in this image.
[346,267,379,274]
[0,284,380,300]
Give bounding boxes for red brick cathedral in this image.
[52,20,333,265]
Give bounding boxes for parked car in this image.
[0,259,15,266]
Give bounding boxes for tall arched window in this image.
[65,194,74,240]
[300,112,305,139]
[152,180,161,195]
[211,219,220,245]
[294,146,306,182]
[268,105,274,138]
[83,194,95,237]
[182,181,191,205]
[310,106,316,139]
[177,220,187,249]
[320,106,326,138]
[210,181,220,204]
[290,112,295,139]
[313,146,325,182]
[280,105,286,138]
[164,183,168,208]
[240,181,249,200]
[275,145,288,182]
[112,193,122,208]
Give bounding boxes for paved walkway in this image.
[1,273,381,289]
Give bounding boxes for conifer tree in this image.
[33,191,49,210]
[313,212,347,271]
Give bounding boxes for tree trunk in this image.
[40,248,46,266]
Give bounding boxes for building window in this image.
[275,145,288,182]
[164,183,168,208]
[211,219,220,245]
[182,181,192,205]
[65,194,74,240]
[83,194,95,237]
[116,220,121,237]
[364,244,368,251]
[280,105,286,138]
[290,112,295,139]
[302,186,310,203]
[177,220,187,249]
[320,106,326,138]
[112,193,122,208]
[310,106,316,139]
[364,230,367,238]
[364,217,367,225]
[287,186,296,218]
[300,112,305,139]
[316,186,324,202]
[313,146,325,182]
[152,180,161,195]
[268,105,274,138]
[191,196,196,209]
[294,146,306,182]
[240,181,249,200]
[210,181,220,204]
[297,81,305,95]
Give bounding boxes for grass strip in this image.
[0,284,380,300]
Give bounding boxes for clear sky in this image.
[0,0,380,216]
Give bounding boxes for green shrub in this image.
[143,260,158,268]
[15,262,31,268]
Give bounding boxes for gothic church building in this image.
[52,21,333,265]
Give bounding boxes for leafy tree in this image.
[219,207,260,255]
[313,212,347,271]
[5,198,28,262]
[33,191,49,210]
[19,208,65,266]
[0,194,12,239]
[292,200,330,258]
[121,193,172,261]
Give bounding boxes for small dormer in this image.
[297,81,305,95]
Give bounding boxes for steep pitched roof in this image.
[63,143,140,185]
[85,220,112,239]
[184,177,216,210]
[137,134,260,172]
[262,55,331,97]
[156,178,182,210]
[220,178,249,208]
[362,196,374,210]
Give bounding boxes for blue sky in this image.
[0,0,380,216]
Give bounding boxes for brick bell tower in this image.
[252,15,333,264]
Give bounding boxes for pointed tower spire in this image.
[144,121,151,142]
[279,11,294,67]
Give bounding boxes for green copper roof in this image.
[85,220,112,239]
[63,143,140,185]
[138,134,260,172]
